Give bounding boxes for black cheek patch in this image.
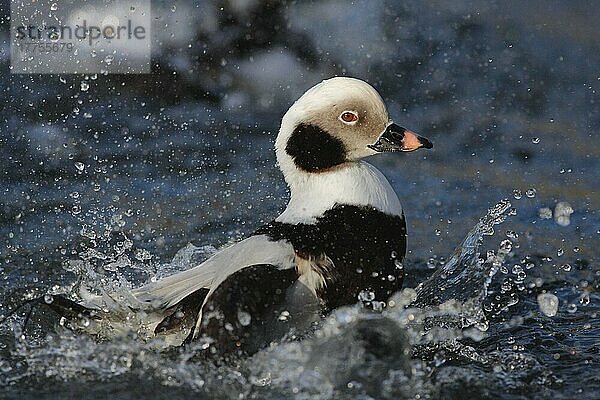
[285,123,347,172]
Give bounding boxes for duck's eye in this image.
[339,111,359,124]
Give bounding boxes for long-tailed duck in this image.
[34,77,432,357]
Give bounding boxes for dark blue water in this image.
[0,1,598,398]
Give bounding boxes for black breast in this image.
[256,205,406,310]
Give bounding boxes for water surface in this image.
[0,1,598,398]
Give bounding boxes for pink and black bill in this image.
[368,123,433,153]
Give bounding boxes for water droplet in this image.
[44,294,54,304]
[560,263,572,272]
[372,300,384,311]
[538,207,552,219]
[433,352,446,367]
[171,5,177,12]
[573,246,579,253]
[435,229,441,236]
[135,248,152,261]
[104,54,114,65]
[278,310,290,321]
[358,289,375,302]
[500,239,513,252]
[513,189,522,199]
[80,81,89,91]
[237,310,251,326]
[579,295,590,306]
[554,202,573,227]
[567,304,577,314]
[80,225,96,239]
[525,188,536,198]
[74,161,85,172]
[50,3,58,11]
[532,137,540,144]
[557,248,564,257]
[512,264,524,275]
[537,292,559,316]
[525,262,535,270]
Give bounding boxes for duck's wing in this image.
[132,234,296,309]
[146,233,326,354]
[127,234,303,343]
[188,262,322,356]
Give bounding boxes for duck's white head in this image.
[275,77,432,182]
[274,77,432,223]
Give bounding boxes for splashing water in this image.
[413,199,513,330]
[0,199,597,399]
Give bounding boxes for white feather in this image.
[275,160,402,223]
[132,235,296,310]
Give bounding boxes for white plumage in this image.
[132,235,295,309]
[275,161,402,224]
